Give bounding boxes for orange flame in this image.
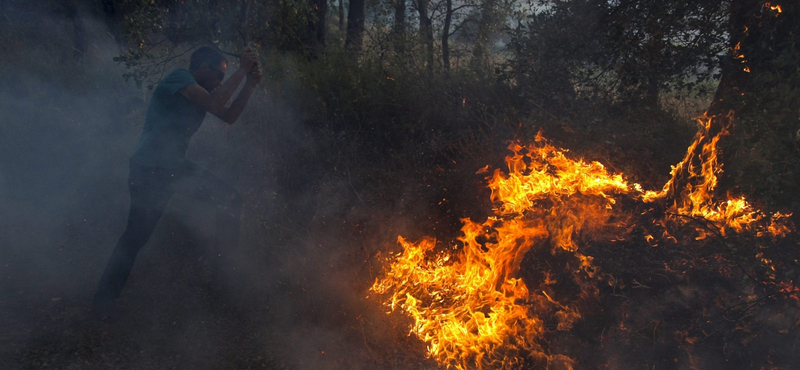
[765,2,782,15]
[372,135,635,369]
[371,113,792,368]
[642,113,789,237]
[732,42,751,72]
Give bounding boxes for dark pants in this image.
[94,160,243,303]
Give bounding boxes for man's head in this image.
[190,46,228,91]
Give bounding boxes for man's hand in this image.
[179,46,261,124]
[238,47,258,72]
[247,64,263,85]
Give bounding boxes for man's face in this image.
[199,60,227,91]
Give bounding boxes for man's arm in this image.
[216,66,262,124]
[180,48,260,124]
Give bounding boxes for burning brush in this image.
[369,112,794,369]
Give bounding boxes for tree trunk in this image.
[345,0,365,57]
[416,0,433,71]
[642,6,664,109]
[393,0,406,54]
[664,0,759,202]
[471,0,496,69]
[442,0,452,73]
[707,0,765,117]
[666,0,797,202]
[307,0,327,56]
[339,0,345,32]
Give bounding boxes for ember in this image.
[765,2,783,14]
[370,112,794,369]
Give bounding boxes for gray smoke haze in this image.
[0,7,428,370]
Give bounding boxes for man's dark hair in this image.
[190,46,227,71]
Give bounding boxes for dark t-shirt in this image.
[130,69,206,168]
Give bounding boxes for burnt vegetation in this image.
[1,0,800,369]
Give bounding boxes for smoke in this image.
[0,6,425,370]
[0,12,134,298]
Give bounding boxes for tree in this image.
[393,0,406,54]
[108,0,320,87]
[508,0,729,111]
[507,0,799,209]
[414,0,434,71]
[668,0,799,205]
[345,0,365,56]
[442,0,452,72]
[307,0,327,56]
[339,0,345,32]
[440,0,481,73]
[470,0,496,69]
[707,0,797,116]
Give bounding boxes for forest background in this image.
[1,0,799,369]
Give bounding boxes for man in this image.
[93,46,262,318]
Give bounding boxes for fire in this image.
[764,2,782,14]
[642,112,789,237]
[371,134,634,369]
[777,281,800,302]
[732,42,750,73]
[370,112,793,369]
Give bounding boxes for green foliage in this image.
[119,0,315,49]
[98,0,799,216]
[280,49,518,162]
[506,0,728,111]
[720,60,800,212]
[113,0,317,87]
[708,1,800,214]
[504,0,800,216]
